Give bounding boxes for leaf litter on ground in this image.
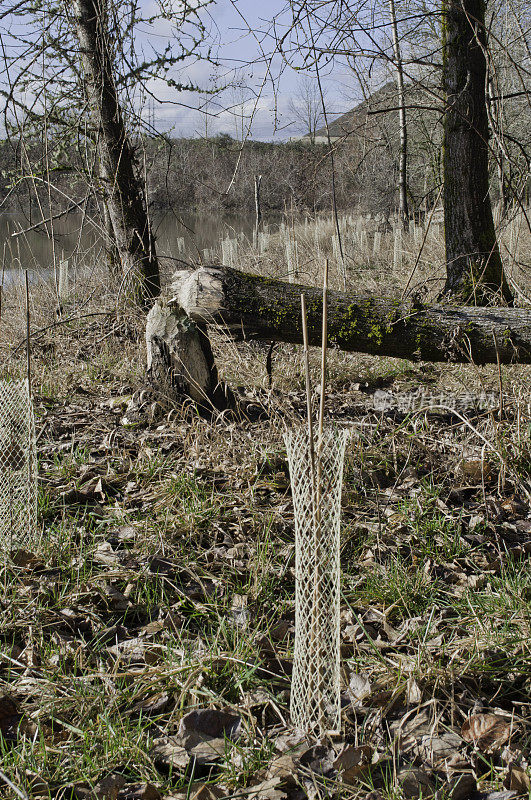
[0,315,530,800]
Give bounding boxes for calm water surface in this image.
[0,211,262,283]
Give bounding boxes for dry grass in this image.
[202,205,531,304]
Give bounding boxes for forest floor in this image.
[0,257,530,800]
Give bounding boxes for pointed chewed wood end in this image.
[146,279,233,414]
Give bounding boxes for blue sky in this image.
[142,0,355,140]
[0,0,365,141]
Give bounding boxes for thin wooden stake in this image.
[315,259,329,504]
[301,293,315,483]
[25,270,31,397]
[0,247,5,328]
[318,259,329,448]
[314,259,329,732]
[492,331,503,422]
[301,292,317,726]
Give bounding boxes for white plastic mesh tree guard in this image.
[284,428,348,736]
[0,379,37,553]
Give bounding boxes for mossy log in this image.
[172,266,531,364]
[146,265,531,408]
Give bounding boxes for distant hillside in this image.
[301,81,439,142]
[304,78,530,215]
[311,82,403,141]
[298,81,445,213]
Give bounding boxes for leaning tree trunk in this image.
[442,0,512,305]
[389,0,409,228]
[72,0,160,306]
[145,267,531,410]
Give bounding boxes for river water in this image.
[0,211,261,283]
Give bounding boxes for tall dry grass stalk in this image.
[193,205,529,305]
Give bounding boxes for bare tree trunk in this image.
[100,175,120,282]
[389,0,409,228]
[254,174,262,229]
[72,0,160,306]
[442,0,512,305]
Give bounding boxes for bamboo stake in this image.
[0,247,5,329]
[25,271,31,397]
[318,259,329,446]
[300,292,317,726]
[301,293,316,484]
[315,259,329,732]
[25,270,34,544]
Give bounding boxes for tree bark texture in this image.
[72,0,160,306]
[146,298,233,411]
[442,0,512,304]
[254,174,262,228]
[389,0,409,227]
[167,266,531,365]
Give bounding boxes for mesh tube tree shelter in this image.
[0,379,37,554]
[285,428,348,735]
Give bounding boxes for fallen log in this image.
[175,266,531,362]
[146,265,531,408]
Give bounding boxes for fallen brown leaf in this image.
[397,766,436,799]
[241,777,287,800]
[93,774,127,800]
[131,691,170,716]
[460,459,492,483]
[505,764,531,796]
[151,737,190,770]
[447,772,477,800]
[188,784,226,800]
[333,744,373,784]
[0,693,22,740]
[178,709,241,740]
[347,672,372,706]
[461,714,515,754]
[487,542,531,572]
[418,731,464,767]
[9,549,45,570]
[184,734,228,765]
[118,783,161,800]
